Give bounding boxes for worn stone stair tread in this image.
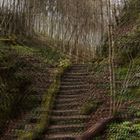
[68,67,87,70]
[65,72,88,75]
[54,102,81,108]
[70,67,87,70]
[48,124,85,129]
[52,109,80,114]
[60,89,88,93]
[63,76,88,79]
[62,78,86,82]
[60,85,89,89]
[46,133,80,139]
[57,94,82,98]
[51,115,89,120]
[72,64,87,66]
[66,70,88,73]
[56,98,81,102]
[70,67,87,69]
[55,98,79,103]
[61,82,86,86]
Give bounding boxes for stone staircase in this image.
[44,64,90,140]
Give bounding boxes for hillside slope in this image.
[95,0,140,139]
[0,41,67,138]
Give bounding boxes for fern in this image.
[107,121,140,140]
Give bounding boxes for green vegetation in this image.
[103,0,140,138]
[81,99,101,115]
[11,45,36,56]
[115,31,140,65]
[0,43,37,134]
[89,1,140,138]
[0,0,140,139]
[121,0,140,25]
[0,41,66,135]
[107,121,140,140]
[127,87,140,99]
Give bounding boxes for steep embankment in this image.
[0,41,67,139]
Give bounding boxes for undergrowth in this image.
[107,121,140,140]
[0,44,37,134]
[0,41,65,135]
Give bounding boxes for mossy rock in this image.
[81,100,102,115]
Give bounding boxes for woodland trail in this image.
[1,64,139,140]
[44,64,90,140]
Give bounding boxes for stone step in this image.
[47,124,84,134]
[72,64,87,66]
[60,85,89,90]
[51,115,89,122]
[64,73,88,76]
[54,102,81,110]
[55,98,79,104]
[62,75,88,79]
[48,124,84,129]
[51,110,80,116]
[57,94,82,99]
[62,78,88,82]
[45,133,79,140]
[69,67,87,71]
[61,82,86,86]
[60,89,88,95]
[67,70,88,73]
[70,65,87,68]
[51,119,85,125]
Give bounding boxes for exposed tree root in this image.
[76,116,115,140]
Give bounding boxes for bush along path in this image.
[42,64,90,140]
